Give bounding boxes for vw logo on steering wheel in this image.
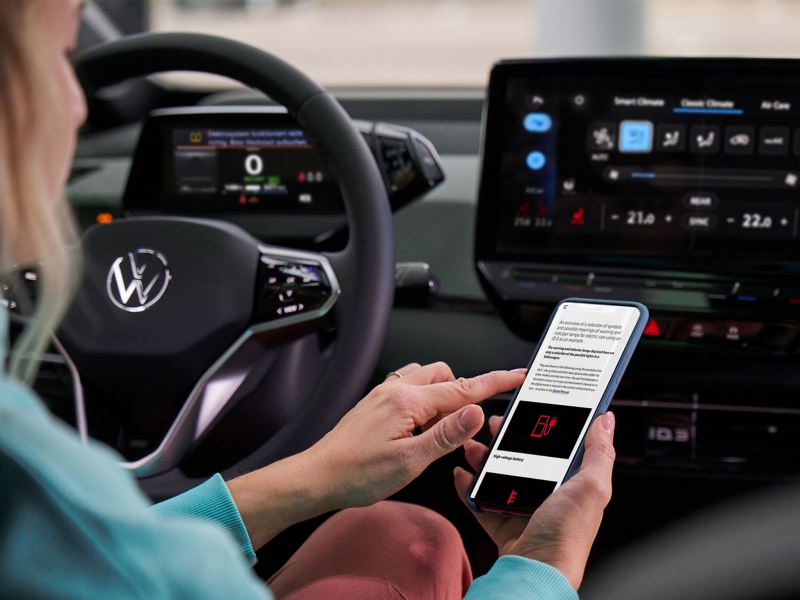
[106,249,172,313]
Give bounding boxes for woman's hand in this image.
[453,412,616,590]
[228,362,525,550]
[306,362,526,508]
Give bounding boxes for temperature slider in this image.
[603,166,799,189]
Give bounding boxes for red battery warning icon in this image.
[530,415,557,438]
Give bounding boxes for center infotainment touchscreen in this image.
[477,59,800,261]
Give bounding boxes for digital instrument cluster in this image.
[476,59,800,352]
[122,107,443,216]
[169,126,337,212]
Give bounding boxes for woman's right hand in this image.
[453,412,616,590]
[229,362,525,551]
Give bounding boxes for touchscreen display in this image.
[480,60,800,260]
[470,301,640,514]
[164,126,342,212]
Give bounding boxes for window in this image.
[91,1,800,88]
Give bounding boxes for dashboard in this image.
[63,80,800,485]
[55,60,800,566]
[477,58,800,355]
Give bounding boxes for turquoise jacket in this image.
[0,310,575,599]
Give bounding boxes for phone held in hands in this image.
[468,298,648,516]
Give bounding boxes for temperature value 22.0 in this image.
[741,213,773,229]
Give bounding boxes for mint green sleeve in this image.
[154,473,257,565]
[465,555,579,599]
[0,375,272,599]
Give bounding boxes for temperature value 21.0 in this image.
[626,211,657,226]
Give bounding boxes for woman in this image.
[0,1,617,598]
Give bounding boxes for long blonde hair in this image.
[0,1,81,384]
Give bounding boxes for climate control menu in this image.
[480,61,800,260]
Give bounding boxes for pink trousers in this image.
[267,501,474,599]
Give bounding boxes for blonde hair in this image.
[0,1,81,383]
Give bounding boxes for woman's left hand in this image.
[228,362,525,549]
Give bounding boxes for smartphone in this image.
[468,298,648,516]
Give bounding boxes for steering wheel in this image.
[60,33,394,498]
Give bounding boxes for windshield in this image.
[91,0,800,88]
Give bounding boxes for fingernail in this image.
[602,411,615,433]
[511,368,528,374]
[459,405,483,430]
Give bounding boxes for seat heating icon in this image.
[531,415,557,438]
[570,207,586,225]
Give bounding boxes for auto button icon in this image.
[587,122,616,151]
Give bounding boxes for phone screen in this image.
[469,301,642,514]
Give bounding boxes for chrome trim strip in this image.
[194,369,250,438]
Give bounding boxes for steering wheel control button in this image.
[619,120,654,153]
[276,303,304,315]
[526,151,546,171]
[724,126,755,155]
[106,249,172,313]
[252,250,338,326]
[523,112,552,133]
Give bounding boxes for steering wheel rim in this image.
[70,33,394,495]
